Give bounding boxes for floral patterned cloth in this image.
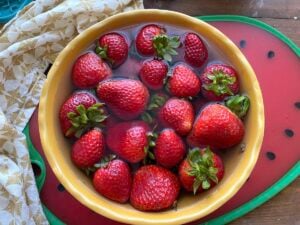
[0,0,143,224]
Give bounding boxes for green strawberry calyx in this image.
[66,103,108,138]
[153,35,180,62]
[203,70,236,96]
[225,95,250,118]
[142,131,159,165]
[84,154,116,176]
[186,147,219,194]
[141,93,168,124]
[95,45,114,65]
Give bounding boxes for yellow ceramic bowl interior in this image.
[39,9,264,225]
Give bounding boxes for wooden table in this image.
[144,1,300,224]
[1,1,299,224]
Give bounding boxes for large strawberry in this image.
[71,128,104,168]
[139,59,168,90]
[188,104,245,149]
[106,121,150,163]
[135,24,180,62]
[168,64,201,98]
[179,147,224,194]
[59,92,107,137]
[159,98,195,136]
[130,165,180,211]
[96,79,149,120]
[93,159,132,203]
[72,52,111,88]
[200,64,239,101]
[184,32,208,67]
[154,129,186,168]
[96,32,128,68]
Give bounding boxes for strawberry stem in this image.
[153,35,180,62]
[203,71,236,96]
[141,94,168,124]
[84,154,116,176]
[225,95,250,118]
[95,45,115,65]
[143,132,158,164]
[66,103,108,138]
[186,147,218,194]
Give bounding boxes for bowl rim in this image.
[38,9,264,225]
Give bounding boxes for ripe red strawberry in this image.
[188,104,245,149]
[135,24,180,62]
[130,165,180,211]
[136,24,164,56]
[96,32,128,67]
[159,98,195,136]
[71,128,104,168]
[200,64,239,101]
[179,147,224,194]
[93,159,132,203]
[184,32,208,67]
[139,59,168,90]
[168,64,201,98]
[72,52,111,88]
[59,92,107,137]
[96,79,149,120]
[154,129,186,168]
[106,121,150,163]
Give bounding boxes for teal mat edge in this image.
[0,0,32,23]
[23,15,300,225]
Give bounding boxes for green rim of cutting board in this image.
[23,15,299,225]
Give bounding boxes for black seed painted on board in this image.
[57,184,65,192]
[266,152,276,160]
[239,40,246,48]
[295,102,300,109]
[285,129,294,137]
[267,51,275,58]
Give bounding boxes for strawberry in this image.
[106,121,150,163]
[139,59,168,90]
[188,104,245,149]
[179,147,224,194]
[154,129,186,168]
[72,52,111,88]
[71,128,105,168]
[93,159,132,203]
[135,24,180,62]
[96,32,128,68]
[200,64,239,101]
[184,32,208,67]
[168,64,201,98]
[130,165,180,211]
[96,79,149,120]
[59,92,107,137]
[159,98,195,136]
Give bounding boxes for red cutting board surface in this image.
[29,21,300,225]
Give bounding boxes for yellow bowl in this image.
[39,9,264,225]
